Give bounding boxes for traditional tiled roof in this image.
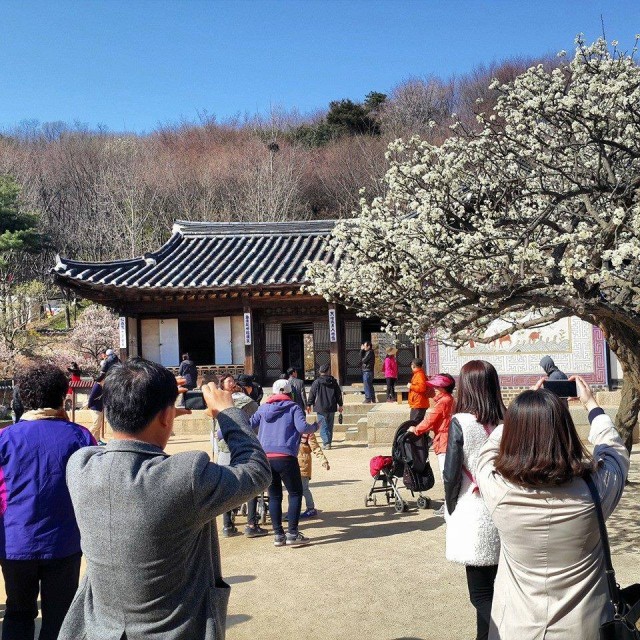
[53,219,337,291]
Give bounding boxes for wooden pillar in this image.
[328,304,342,384]
[243,306,254,375]
[136,318,142,359]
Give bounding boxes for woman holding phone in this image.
[475,376,629,639]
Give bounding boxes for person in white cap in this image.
[250,379,318,547]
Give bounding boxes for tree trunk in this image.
[599,319,640,444]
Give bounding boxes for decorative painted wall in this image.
[426,317,607,386]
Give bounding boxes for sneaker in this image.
[273,533,286,547]
[286,531,311,547]
[300,508,318,519]
[244,524,268,538]
[222,526,240,538]
[363,400,372,404]
[434,505,445,517]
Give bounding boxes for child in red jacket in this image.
[408,373,455,476]
[409,373,455,516]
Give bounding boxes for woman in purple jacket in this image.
[0,364,95,639]
[251,379,317,547]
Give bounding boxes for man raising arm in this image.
[60,358,271,640]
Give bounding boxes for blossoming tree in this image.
[307,37,640,441]
[69,305,119,368]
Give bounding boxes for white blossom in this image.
[306,38,640,357]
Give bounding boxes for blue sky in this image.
[2,0,639,133]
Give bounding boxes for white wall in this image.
[214,316,232,364]
[141,319,160,363]
[159,319,180,366]
[609,349,624,380]
[231,315,245,364]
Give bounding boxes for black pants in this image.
[465,564,498,640]
[268,456,303,536]
[385,377,396,400]
[409,407,426,422]
[0,552,82,640]
[223,496,259,529]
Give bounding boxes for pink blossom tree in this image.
[69,305,119,368]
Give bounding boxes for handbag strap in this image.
[584,472,622,614]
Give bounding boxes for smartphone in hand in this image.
[542,379,577,398]
[184,390,207,411]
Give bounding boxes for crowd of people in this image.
[0,348,632,640]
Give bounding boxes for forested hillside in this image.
[0,56,546,274]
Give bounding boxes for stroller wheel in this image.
[240,503,248,517]
[257,497,268,524]
[417,496,430,510]
[394,498,405,514]
[372,495,377,506]
[364,494,370,507]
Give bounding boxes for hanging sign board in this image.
[119,317,127,349]
[244,312,252,346]
[328,309,337,343]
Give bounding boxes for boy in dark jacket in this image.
[361,341,376,403]
[307,364,343,449]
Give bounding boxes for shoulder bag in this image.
[585,472,640,639]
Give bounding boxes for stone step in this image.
[344,417,368,442]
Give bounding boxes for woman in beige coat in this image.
[476,377,629,640]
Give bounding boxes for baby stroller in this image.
[365,420,435,513]
[238,491,270,525]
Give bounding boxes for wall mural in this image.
[459,317,571,355]
[426,317,607,385]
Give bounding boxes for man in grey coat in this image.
[59,358,271,640]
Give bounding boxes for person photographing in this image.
[475,376,629,639]
[59,358,271,640]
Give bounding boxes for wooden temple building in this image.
[53,220,417,384]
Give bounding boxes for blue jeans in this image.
[268,456,303,535]
[363,370,375,402]
[317,412,335,446]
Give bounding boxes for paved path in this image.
[2,437,638,639]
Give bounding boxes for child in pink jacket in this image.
[383,347,399,402]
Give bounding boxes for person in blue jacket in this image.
[0,363,95,640]
[251,378,317,547]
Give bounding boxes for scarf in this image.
[20,408,70,422]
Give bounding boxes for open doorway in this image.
[179,320,215,365]
[282,322,315,381]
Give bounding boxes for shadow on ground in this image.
[309,479,360,489]
[227,614,251,628]
[226,575,256,585]
[296,506,444,546]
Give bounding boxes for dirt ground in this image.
[2,436,638,640]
